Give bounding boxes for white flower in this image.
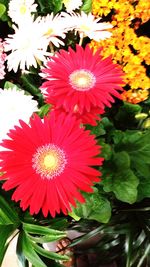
[0,87,38,144]
[63,0,82,12]
[63,11,113,41]
[39,13,68,47]
[5,18,50,72]
[8,0,37,24]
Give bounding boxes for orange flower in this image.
[121,89,149,104]
[91,0,150,92]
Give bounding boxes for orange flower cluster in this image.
[121,89,149,104]
[91,0,150,104]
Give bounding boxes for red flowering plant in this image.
[0,1,150,267]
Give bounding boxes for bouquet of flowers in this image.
[0,0,150,266]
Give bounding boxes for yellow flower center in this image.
[43,154,57,169]
[44,28,54,37]
[69,69,96,91]
[80,24,91,32]
[63,0,70,4]
[32,144,67,179]
[20,5,27,15]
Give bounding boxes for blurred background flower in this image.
[0,87,38,145]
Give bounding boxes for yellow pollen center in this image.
[32,144,67,180]
[43,154,57,170]
[69,69,96,91]
[78,77,87,86]
[44,28,54,37]
[63,0,70,4]
[20,5,27,15]
[80,24,91,32]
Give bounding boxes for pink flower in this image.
[0,39,6,80]
[40,45,124,114]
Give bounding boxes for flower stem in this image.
[49,42,55,54]
[79,34,84,46]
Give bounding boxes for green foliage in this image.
[0,218,69,266]
[21,231,68,265]
[0,0,8,21]
[4,81,21,90]
[0,195,20,225]
[0,195,20,265]
[0,225,17,265]
[0,3,6,17]
[20,74,41,96]
[138,175,150,200]
[102,151,139,204]
[70,198,150,267]
[81,0,92,13]
[71,188,111,223]
[17,223,69,267]
[23,223,67,243]
[0,192,69,266]
[37,0,62,14]
[38,104,51,117]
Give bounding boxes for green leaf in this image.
[114,151,130,170]
[0,208,14,225]
[138,175,150,201]
[0,0,7,4]
[52,0,63,13]
[68,211,81,221]
[21,231,47,267]
[21,74,40,96]
[103,152,139,203]
[129,134,150,171]
[0,0,9,21]
[129,135,150,165]
[115,102,142,124]
[38,104,51,117]
[101,117,114,129]
[32,242,69,261]
[29,233,66,244]
[117,131,150,181]
[112,130,125,145]
[123,102,142,114]
[37,0,62,13]
[23,223,66,237]
[72,189,111,223]
[4,81,21,90]
[113,169,138,203]
[47,218,68,231]
[17,232,28,267]
[125,228,134,267]
[105,131,150,203]
[86,121,106,136]
[0,0,8,5]
[99,140,112,161]
[81,0,92,13]
[0,224,16,265]
[0,3,6,17]
[0,195,19,225]
[37,0,52,12]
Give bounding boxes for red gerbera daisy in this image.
[54,106,104,126]
[0,112,103,217]
[41,45,124,113]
